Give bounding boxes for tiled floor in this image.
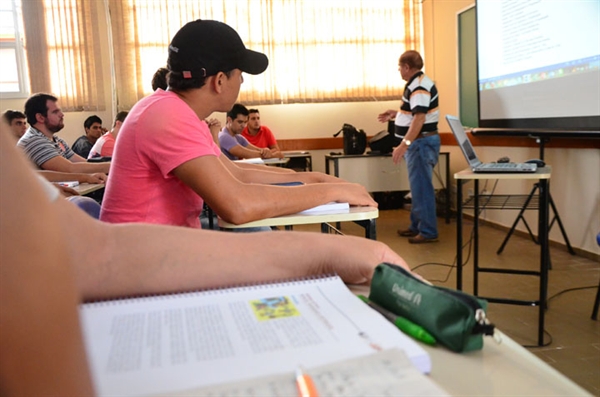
[294,208,600,395]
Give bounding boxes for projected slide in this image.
[476,0,600,128]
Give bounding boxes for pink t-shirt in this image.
[88,132,115,158]
[100,90,221,228]
[241,125,277,148]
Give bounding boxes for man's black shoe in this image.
[397,229,418,237]
[408,234,439,244]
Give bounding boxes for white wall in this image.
[210,100,400,140]
[2,0,598,254]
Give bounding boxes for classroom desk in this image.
[218,206,379,239]
[234,157,290,166]
[349,285,589,396]
[264,157,290,166]
[282,151,312,171]
[325,152,451,223]
[455,167,552,347]
[73,183,105,196]
[423,332,590,396]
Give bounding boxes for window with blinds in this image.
[18,0,422,110]
[109,0,423,109]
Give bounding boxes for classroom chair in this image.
[66,196,101,219]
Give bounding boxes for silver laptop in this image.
[446,115,537,173]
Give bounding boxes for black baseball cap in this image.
[168,20,268,79]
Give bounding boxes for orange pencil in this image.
[296,366,319,397]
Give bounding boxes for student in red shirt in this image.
[242,108,283,157]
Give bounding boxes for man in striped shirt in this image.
[378,50,440,244]
[17,93,110,174]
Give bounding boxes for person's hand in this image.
[259,148,272,159]
[272,150,284,159]
[336,183,378,207]
[377,109,397,123]
[314,235,410,285]
[82,173,107,184]
[205,118,221,143]
[391,144,406,164]
[57,185,80,197]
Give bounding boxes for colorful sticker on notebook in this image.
[250,296,299,321]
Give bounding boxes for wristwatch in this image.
[402,139,412,147]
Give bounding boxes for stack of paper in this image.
[299,201,350,214]
[234,158,264,164]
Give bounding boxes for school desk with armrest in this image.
[73,182,105,204]
[218,206,379,240]
[73,183,105,196]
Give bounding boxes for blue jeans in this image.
[404,133,440,239]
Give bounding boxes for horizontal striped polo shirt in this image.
[394,71,439,136]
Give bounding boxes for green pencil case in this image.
[369,263,495,353]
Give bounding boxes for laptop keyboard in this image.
[476,163,537,172]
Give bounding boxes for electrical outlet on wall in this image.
[481,189,489,196]
[468,188,474,197]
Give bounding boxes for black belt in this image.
[418,130,438,139]
[394,130,438,140]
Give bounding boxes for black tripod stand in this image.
[496,136,575,256]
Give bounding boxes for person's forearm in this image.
[39,170,103,184]
[69,153,88,163]
[69,162,111,174]
[214,180,376,225]
[39,170,80,182]
[404,113,426,141]
[2,134,96,395]
[235,162,295,174]
[41,157,109,174]
[235,147,262,159]
[75,222,406,301]
[78,225,327,300]
[248,143,263,152]
[296,172,347,184]
[213,182,341,224]
[233,167,341,184]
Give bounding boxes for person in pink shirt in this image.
[241,108,282,157]
[100,20,376,229]
[88,111,128,159]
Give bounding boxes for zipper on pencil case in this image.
[386,263,495,336]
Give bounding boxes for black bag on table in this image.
[333,123,367,155]
[368,130,402,154]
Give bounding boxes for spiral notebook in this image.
[79,275,431,397]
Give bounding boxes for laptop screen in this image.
[461,140,477,163]
[446,115,481,167]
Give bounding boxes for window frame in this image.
[0,0,29,99]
